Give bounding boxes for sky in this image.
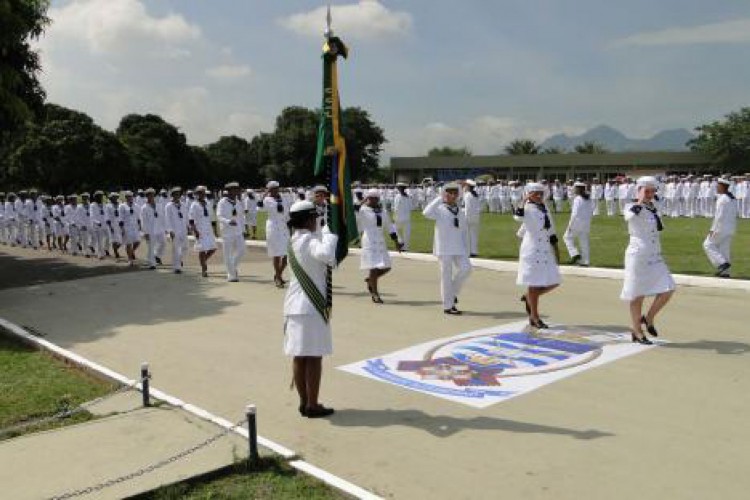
[36,0,750,159]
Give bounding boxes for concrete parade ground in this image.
[1,243,749,499]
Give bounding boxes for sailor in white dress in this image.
[422,182,472,315]
[392,183,412,251]
[359,189,403,304]
[703,178,737,278]
[284,200,338,418]
[513,182,560,329]
[563,182,595,266]
[259,180,290,287]
[118,191,141,266]
[621,176,675,344]
[188,185,218,277]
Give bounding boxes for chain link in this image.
[0,378,146,438]
[48,417,248,500]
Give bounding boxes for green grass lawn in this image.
[145,458,347,500]
[249,211,750,279]
[0,328,116,439]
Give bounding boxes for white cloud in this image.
[206,64,252,81]
[46,0,202,58]
[386,116,585,157]
[279,0,412,39]
[611,18,750,48]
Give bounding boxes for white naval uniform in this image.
[423,197,472,310]
[141,202,165,267]
[105,202,122,245]
[165,200,189,272]
[463,191,482,256]
[563,195,594,265]
[73,204,93,256]
[703,192,738,269]
[119,202,140,246]
[392,192,412,251]
[260,196,290,257]
[90,202,109,258]
[217,196,247,280]
[620,203,675,301]
[359,205,397,270]
[243,193,258,229]
[283,227,338,357]
[188,200,217,252]
[514,202,561,287]
[591,183,603,216]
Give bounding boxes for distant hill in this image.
[540,125,694,152]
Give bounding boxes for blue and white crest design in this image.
[339,321,658,408]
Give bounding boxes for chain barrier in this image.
[0,377,146,438]
[47,417,248,500]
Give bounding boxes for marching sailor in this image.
[422,182,472,315]
[514,182,561,329]
[188,186,218,277]
[462,179,482,257]
[90,191,110,259]
[140,188,165,269]
[392,182,412,251]
[259,180,290,288]
[105,193,122,259]
[703,178,737,278]
[165,187,189,274]
[217,182,246,282]
[621,176,675,344]
[359,189,403,304]
[563,181,595,266]
[119,191,141,267]
[243,188,258,239]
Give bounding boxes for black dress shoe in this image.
[530,318,549,329]
[306,406,335,418]
[641,316,658,337]
[631,330,653,345]
[569,255,581,265]
[298,404,307,417]
[155,257,162,265]
[444,307,462,315]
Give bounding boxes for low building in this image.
[391,152,714,183]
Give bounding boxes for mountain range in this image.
[539,125,694,152]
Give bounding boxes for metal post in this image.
[141,362,150,407]
[246,404,259,463]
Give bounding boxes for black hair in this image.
[289,210,317,229]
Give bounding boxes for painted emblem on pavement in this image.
[339,321,658,408]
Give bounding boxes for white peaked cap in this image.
[574,181,587,187]
[717,178,732,186]
[526,182,545,193]
[636,176,658,189]
[365,188,381,198]
[312,185,328,193]
[290,200,316,213]
[266,181,280,189]
[465,179,477,187]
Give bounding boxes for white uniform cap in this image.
[636,176,658,189]
[312,185,328,193]
[443,182,460,191]
[365,188,381,198]
[465,179,477,187]
[123,190,133,197]
[246,188,253,193]
[170,186,182,195]
[266,181,280,189]
[396,182,407,187]
[573,181,587,187]
[289,200,316,214]
[195,185,207,193]
[144,188,156,195]
[526,182,545,193]
[224,181,240,189]
[717,178,732,186]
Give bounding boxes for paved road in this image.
[1,245,748,499]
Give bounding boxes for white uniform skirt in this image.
[516,241,561,287]
[266,221,289,257]
[123,227,140,245]
[284,314,332,357]
[360,240,391,270]
[194,230,217,252]
[620,251,675,301]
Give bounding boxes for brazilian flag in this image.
[314,35,357,264]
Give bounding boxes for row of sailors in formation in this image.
[0,173,741,280]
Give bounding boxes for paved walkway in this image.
[0,392,249,500]
[1,245,749,499]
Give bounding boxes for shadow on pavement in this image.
[662,340,750,355]
[328,408,614,440]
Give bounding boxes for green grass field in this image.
[249,211,750,279]
[0,328,116,439]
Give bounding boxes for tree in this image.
[7,104,130,192]
[0,0,50,134]
[689,107,750,170]
[504,139,539,155]
[427,146,472,157]
[341,107,385,182]
[541,146,565,154]
[574,141,608,154]
[271,106,319,185]
[203,135,261,187]
[116,114,193,186]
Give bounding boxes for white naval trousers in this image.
[703,233,733,268]
[438,255,472,310]
[171,234,188,271]
[395,220,411,251]
[145,233,165,266]
[563,228,590,265]
[466,219,480,256]
[222,234,246,280]
[606,199,616,216]
[93,224,109,258]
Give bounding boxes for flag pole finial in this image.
[325,3,333,38]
